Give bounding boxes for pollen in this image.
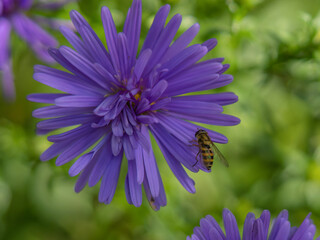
[134,92,141,101]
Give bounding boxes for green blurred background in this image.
[1,0,320,239]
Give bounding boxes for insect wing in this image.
[211,143,229,167]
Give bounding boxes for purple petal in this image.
[59,46,110,90]
[274,221,290,240]
[143,166,167,210]
[141,126,160,197]
[148,80,168,102]
[47,124,92,142]
[161,44,208,80]
[40,141,69,161]
[259,210,270,240]
[206,215,226,240]
[193,227,206,239]
[125,175,133,205]
[37,114,96,130]
[140,4,170,53]
[135,98,150,114]
[242,213,255,240]
[98,152,123,203]
[123,0,142,67]
[218,64,230,74]
[252,219,265,240]
[150,124,198,171]
[33,65,104,95]
[126,160,142,207]
[55,130,104,166]
[156,113,228,144]
[111,134,122,156]
[117,33,130,79]
[101,7,120,72]
[0,18,11,67]
[156,136,196,193]
[121,111,133,135]
[165,56,223,84]
[74,153,98,193]
[209,228,225,240]
[134,145,145,184]
[223,209,241,240]
[48,48,93,80]
[78,24,114,73]
[199,218,213,239]
[0,19,14,100]
[32,106,93,119]
[202,38,217,52]
[55,95,103,107]
[269,210,289,240]
[27,93,69,103]
[137,115,158,124]
[291,214,312,240]
[69,152,94,177]
[143,14,182,78]
[165,99,223,117]
[60,25,93,62]
[11,13,57,63]
[167,111,240,126]
[88,134,113,187]
[94,92,120,116]
[123,135,135,160]
[111,116,123,137]
[149,97,171,111]
[172,92,238,106]
[161,23,200,63]
[134,49,152,81]
[69,9,106,60]
[18,0,33,9]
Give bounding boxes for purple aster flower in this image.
[187,209,320,240]
[0,0,74,100]
[28,0,240,210]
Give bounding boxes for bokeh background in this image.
[1,0,320,239]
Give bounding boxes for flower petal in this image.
[37,114,96,130]
[140,4,170,53]
[11,13,57,62]
[123,0,142,67]
[55,130,104,166]
[143,14,182,79]
[172,92,238,106]
[32,106,93,118]
[69,152,94,177]
[167,111,240,126]
[27,93,70,103]
[98,152,123,203]
[161,23,200,63]
[88,134,113,187]
[223,209,241,240]
[156,136,196,193]
[242,213,255,240]
[126,160,142,207]
[0,18,11,67]
[101,6,120,72]
[141,126,160,197]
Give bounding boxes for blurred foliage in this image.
[1,0,320,239]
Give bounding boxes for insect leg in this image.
[192,151,200,167]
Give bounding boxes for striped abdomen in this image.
[199,141,214,170]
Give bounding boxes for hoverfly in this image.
[192,129,229,170]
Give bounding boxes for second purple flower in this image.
[29,0,240,210]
